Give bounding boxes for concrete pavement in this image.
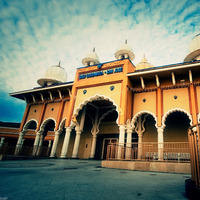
[0,159,190,200]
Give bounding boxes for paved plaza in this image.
[0,159,190,200]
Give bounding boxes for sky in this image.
[0,0,200,123]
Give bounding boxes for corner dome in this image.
[136,55,154,70]
[184,33,200,62]
[115,40,135,61]
[82,48,100,66]
[37,63,67,86]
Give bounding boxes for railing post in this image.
[157,127,164,160]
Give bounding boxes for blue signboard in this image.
[79,67,123,80]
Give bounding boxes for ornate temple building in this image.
[0,34,200,173]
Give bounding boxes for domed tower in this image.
[82,48,100,66]
[135,54,154,70]
[37,62,67,86]
[184,33,200,62]
[115,40,135,61]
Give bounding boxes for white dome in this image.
[82,48,100,66]
[115,40,135,61]
[37,64,67,86]
[184,33,200,62]
[136,55,154,70]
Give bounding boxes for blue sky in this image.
[0,0,200,123]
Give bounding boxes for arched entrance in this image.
[67,95,119,160]
[163,111,191,142]
[23,120,37,150]
[35,118,55,156]
[15,119,38,156]
[162,109,192,161]
[131,111,158,160]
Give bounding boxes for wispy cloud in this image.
[0,0,199,122]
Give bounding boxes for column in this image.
[72,128,82,158]
[158,127,164,160]
[138,133,143,159]
[60,127,72,158]
[47,140,52,155]
[32,132,41,156]
[117,124,126,159]
[50,131,60,158]
[0,137,5,153]
[36,135,44,156]
[90,135,97,159]
[89,108,99,159]
[14,132,24,155]
[125,128,132,159]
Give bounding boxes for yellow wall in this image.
[163,88,190,114]
[99,122,119,134]
[133,91,156,115]
[73,83,122,115]
[142,116,157,142]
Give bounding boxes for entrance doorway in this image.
[102,138,118,159]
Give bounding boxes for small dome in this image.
[136,55,154,70]
[184,33,200,62]
[37,63,67,86]
[82,48,100,66]
[115,40,135,61]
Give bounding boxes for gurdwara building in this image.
[1,34,200,173]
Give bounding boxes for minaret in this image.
[82,48,100,66]
[115,40,135,61]
[135,54,154,70]
[37,62,67,87]
[184,33,200,62]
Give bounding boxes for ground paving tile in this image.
[0,159,190,200]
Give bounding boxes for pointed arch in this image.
[39,117,56,132]
[73,94,119,123]
[131,110,158,128]
[162,108,193,129]
[22,119,38,133]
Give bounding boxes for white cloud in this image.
[0,0,199,95]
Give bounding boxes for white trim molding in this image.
[73,93,119,123]
[162,108,193,129]
[131,110,158,128]
[22,119,38,133]
[39,117,56,133]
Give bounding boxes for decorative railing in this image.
[106,142,190,163]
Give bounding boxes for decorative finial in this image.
[93,47,95,52]
[143,54,145,58]
[58,61,61,67]
[125,39,127,44]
